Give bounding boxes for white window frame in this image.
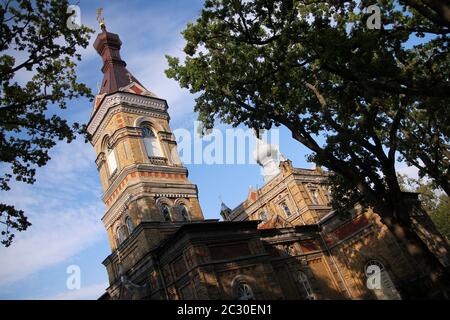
[142,125,164,158]
[107,148,118,175]
[307,184,320,204]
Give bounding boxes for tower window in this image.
[180,205,190,221]
[280,201,291,217]
[161,205,171,222]
[308,185,320,204]
[125,216,134,234]
[117,226,126,245]
[103,137,117,176]
[141,123,163,158]
[142,126,155,138]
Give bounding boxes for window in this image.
[125,216,134,234]
[308,186,320,204]
[141,124,163,157]
[365,260,401,300]
[161,205,171,222]
[297,271,314,299]
[280,201,291,217]
[116,226,126,245]
[324,186,332,203]
[180,205,190,221]
[259,212,268,223]
[236,283,254,300]
[104,137,117,175]
[142,126,155,138]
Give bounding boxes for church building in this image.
[87,24,450,300]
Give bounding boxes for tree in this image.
[399,174,450,242]
[166,0,450,297]
[0,0,93,246]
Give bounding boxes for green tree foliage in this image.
[0,0,93,246]
[166,0,450,296]
[399,174,450,242]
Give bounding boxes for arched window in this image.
[297,271,314,299]
[307,185,320,204]
[141,123,163,158]
[236,283,254,300]
[280,201,291,217]
[161,205,171,222]
[125,216,134,234]
[116,226,126,245]
[104,137,117,175]
[259,212,268,223]
[180,205,190,221]
[364,260,401,300]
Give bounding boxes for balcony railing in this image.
[148,156,167,165]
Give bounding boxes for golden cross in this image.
[96,8,105,28]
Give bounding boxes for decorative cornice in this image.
[108,126,142,148]
[102,190,197,228]
[154,193,193,198]
[88,92,169,144]
[104,194,135,228]
[91,105,168,146]
[102,163,189,202]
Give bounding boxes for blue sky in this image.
[0,0,418,300]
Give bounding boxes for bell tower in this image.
[87,24,204,262]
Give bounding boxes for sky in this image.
[0,0,419,300]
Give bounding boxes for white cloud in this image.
[0,0,202,295]
[0,205,104,286]
[396,163,420,180]
[0,139,105,287]
[40,282,108,300]
[128,38,196,121]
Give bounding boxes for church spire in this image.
[93,26,145,95]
